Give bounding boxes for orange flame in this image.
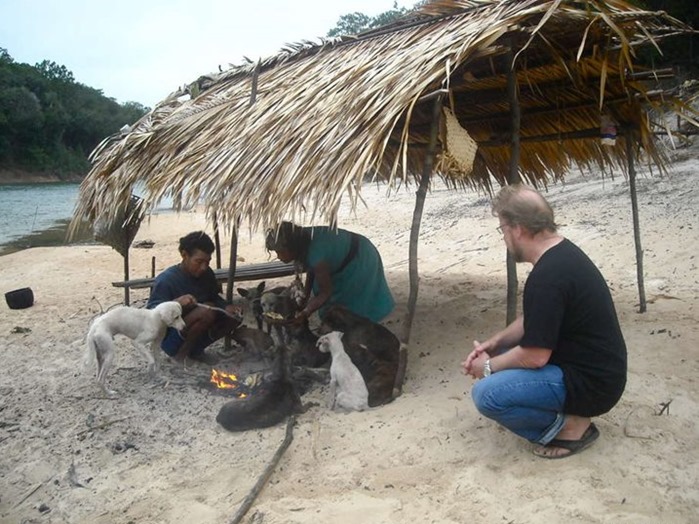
[210,369,247,398]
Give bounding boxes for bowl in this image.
[5,287,34,309]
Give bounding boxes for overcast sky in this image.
[1,0,414,107]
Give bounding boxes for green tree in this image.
[0,87,43,137]
[36,59,75,83]
[0,49,149,177]
[327,12,372,37]
[0,47,13,64]
[121,101,149,118]
[327,2,411,37]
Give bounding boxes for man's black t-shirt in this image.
[520,239,627,416]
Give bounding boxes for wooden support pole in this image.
[226,224,240,304]
[213,211,222,270]
[225,222,240,351]
[402,93,443,343]
[395,92,444,396]
[505,46,521,325]
[625,131,647,313]
[123,245,130,306]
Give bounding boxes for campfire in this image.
[209,368,264,398]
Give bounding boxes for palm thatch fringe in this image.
[70,0,696,237]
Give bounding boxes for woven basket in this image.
[439,106,478,177]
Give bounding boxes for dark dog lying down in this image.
[319,305,400,408]
[216,345,304,432]
[216,376,301,432]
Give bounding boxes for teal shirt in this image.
[304,227,394,322]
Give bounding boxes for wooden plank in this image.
[112,261,297,290]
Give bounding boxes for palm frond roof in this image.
[71,0,695,234]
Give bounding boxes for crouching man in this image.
[462,184,627,458]
[147,231,241,365]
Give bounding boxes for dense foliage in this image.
[0,48,148,179]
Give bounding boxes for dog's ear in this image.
[257,281,266,293]
[237,288,249,298]
[164,303,181,323]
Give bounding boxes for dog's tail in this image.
[84,326,107,375]
[84,328,97,372]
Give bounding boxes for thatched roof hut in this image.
[71,0,694,234]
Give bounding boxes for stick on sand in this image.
[230,416,295,524]
[195,303,242,319]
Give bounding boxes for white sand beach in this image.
[1,141,698,523]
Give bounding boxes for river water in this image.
[0,183,172,256]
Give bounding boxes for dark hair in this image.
[265,222,310,260]
[179,231,215,255]
[491,184,557,234]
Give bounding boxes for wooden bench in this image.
[112,260,298,290]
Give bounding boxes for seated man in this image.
[147,231,242,365]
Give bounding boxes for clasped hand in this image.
[461,340,491,379]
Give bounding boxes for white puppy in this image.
[85,301,185,396]
[316,331,369,412]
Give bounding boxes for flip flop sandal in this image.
[534,423,600,459]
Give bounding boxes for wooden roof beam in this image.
[458,89,676,125]
[450,69,675,107]
[479,127,626,147]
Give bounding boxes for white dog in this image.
[85,301,186,396]
[316,331,369,412]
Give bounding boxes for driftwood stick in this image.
[14,482,44,508]
[657,399,673,416]
[230,416,296,524]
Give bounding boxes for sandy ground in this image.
[1,140,698,524]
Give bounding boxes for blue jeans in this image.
[471,365,567,445]
[160,327,214,358]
